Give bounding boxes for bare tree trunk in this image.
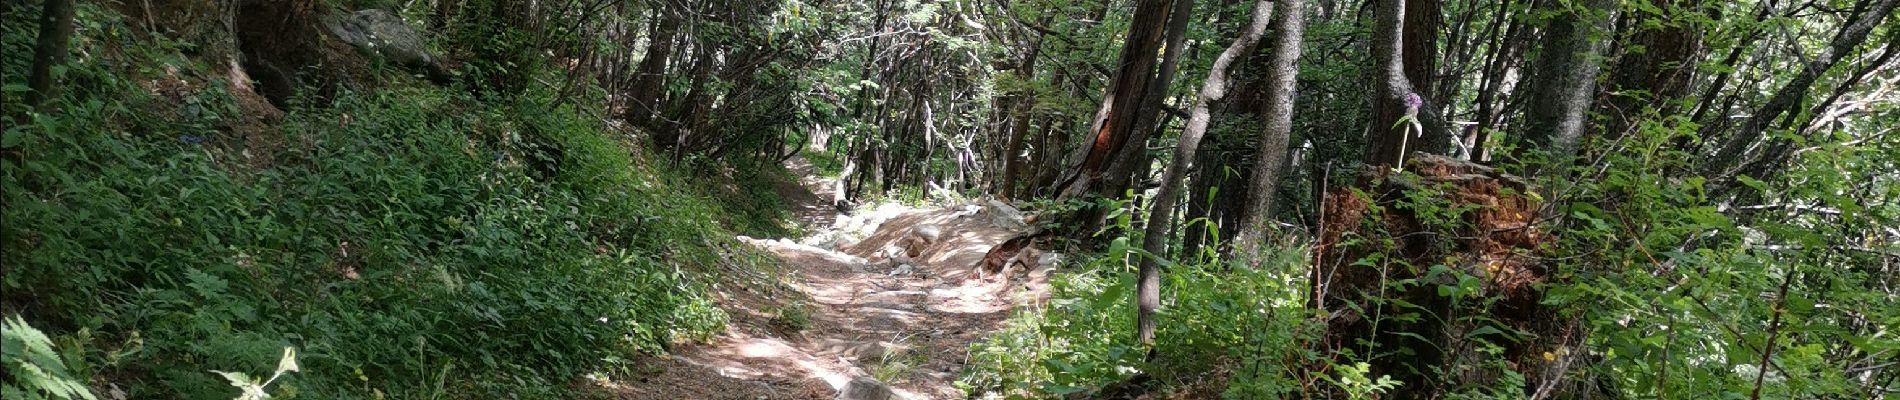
[1033,116,1069,195]
[1230,0,1307,261]
[1402,0,1440,98]
[1102,0,1197,199]
[1135,0,1281,347]
[627,8,679,125]
[1469,0,1532,162]
[1514,0,1613,175]
[1058,0,1177,199]
[1365,0,1454,168]
[1432,0,1478,117]
[998,34,1045,200]
[26,0,75,108]
[670,46,716,162]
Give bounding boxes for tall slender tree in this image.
[627,3,680,125]
[1402,0,1440,99]
[1102,0,1197,199]
[1135,0,1282,347]
[997,31,1045,200]
[1231,0,1308,261]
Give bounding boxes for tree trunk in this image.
[1101,0,1197,199]
[1230,0,1307,261]
[1432,0,1479,117]
[998,35,1045,200]
[1704,0,1899,184]
[670,46,717,162]
[1469,0,1532,162]
[1598,0,1701,141]
[1059,0,1177,199]
[1514,0,1613,175]
[1402,0,1440,98]
[1365,0,1454,168]
[1034,115,1072,196]
[627,9,680,125]
[1135,0,1280,347]
[26,0,76,107]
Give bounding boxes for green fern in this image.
[2,315,96,400]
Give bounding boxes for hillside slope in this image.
[2,3,797,398]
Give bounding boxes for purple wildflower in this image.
[1403,92,1423,113]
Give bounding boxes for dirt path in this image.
[609,156,1050,399]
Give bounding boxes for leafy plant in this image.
[211,347,299,400]
[1326,362,1402,400]
[769,301,813,333]
[2,316,97,400]
[959,213,1312,398]
[0,9,774,397]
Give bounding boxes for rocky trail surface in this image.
[608,157,1055,399]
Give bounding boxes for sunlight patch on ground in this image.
[620,156,1051,399]
[690,335,855,390]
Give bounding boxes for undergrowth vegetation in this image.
[960,218,1313,398]
[0,5,788,398]
[961,109,1900,398]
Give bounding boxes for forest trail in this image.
[609,156,1055,399]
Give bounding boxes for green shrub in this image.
[0,10,766,397]
[958,232,1311,398]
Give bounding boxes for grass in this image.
[871,343,925,383]
[768,301,814,334]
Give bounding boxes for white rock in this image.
[984,200,1028,231]
[834,376,895,400]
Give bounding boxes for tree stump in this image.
[1312,155,1591,397]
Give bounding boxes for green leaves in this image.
[1735,175,1770,194]
[962,242,1313,397]
[1431,265,1483,301]
[209,347,298,400]
[0,61,747,397]
[1328,362,1402,400]
[2,316,97,400]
